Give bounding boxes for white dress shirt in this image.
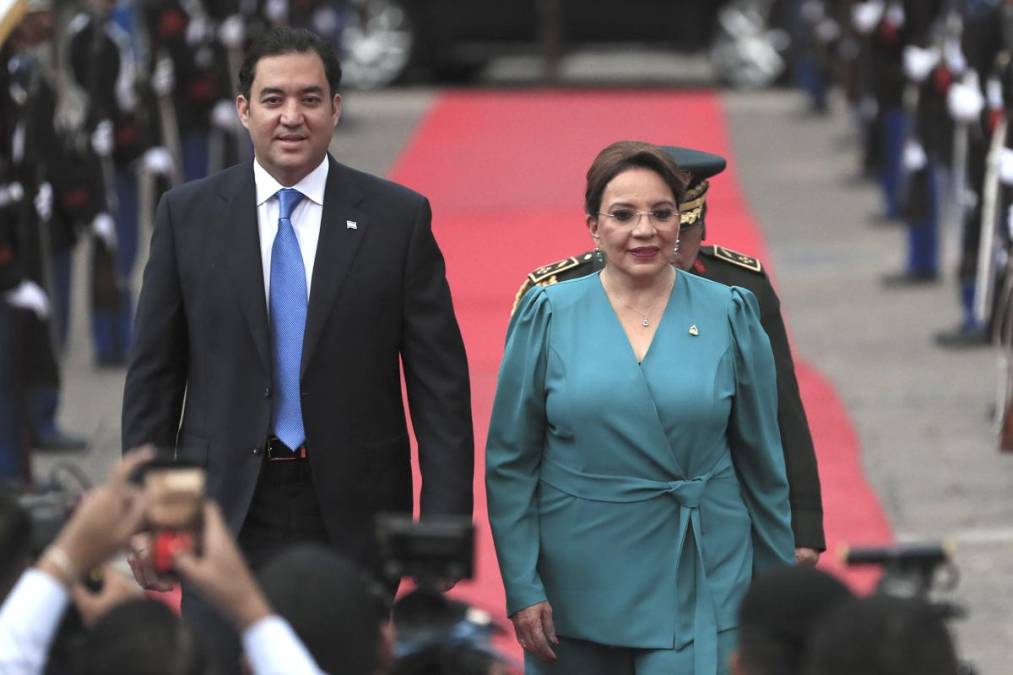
[0,569,325,675]
[253,156,329,305]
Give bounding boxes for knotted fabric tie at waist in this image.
[539,453,735,675]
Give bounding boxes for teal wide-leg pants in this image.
[524,629,737,675]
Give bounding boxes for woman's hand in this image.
[510,601,558,663]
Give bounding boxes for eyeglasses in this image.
[598,208,679,227]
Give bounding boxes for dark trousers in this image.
[182,457,329,675]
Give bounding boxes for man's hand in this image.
[172,502,272,630]
[795,547,821,567]
[126,532,177,592]
[510,601,558,663]
[39,449,153,586]
[71,565,143,627]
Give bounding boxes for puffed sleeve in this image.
[486,286,551,616]
[727,287,796,573]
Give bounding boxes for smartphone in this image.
[142,459,206,575]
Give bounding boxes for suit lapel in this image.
[301,158,368,376]
[224,167,272,374]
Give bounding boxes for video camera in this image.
[844,541,976,675]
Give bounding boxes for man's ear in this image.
[236,95,251,129]
[331,93,342,128]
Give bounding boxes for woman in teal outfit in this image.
[486,141,795,675]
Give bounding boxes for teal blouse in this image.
[486,271,795,675]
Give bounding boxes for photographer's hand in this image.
[71,565,143,627]
[38,449,153,588]
[172,502,272,630]
[511,600,558,663]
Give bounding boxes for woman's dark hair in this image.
[238,26,342,99]
[584,140,689,216]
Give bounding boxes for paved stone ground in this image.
[33,80,1012,671]
[724,89,1013,673]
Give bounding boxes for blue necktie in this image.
[270,188,307,451]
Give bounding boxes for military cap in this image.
[659,145,726,228]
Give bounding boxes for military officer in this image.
[512,146,826,563]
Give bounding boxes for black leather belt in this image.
[265,436,308,462]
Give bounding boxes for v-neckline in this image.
[596,271,678,366]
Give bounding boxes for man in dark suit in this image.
[514,147,825,565]
[122,24,473,637]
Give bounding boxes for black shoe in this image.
[935,325,990,349]
[881,270,939,287]
[34,432,89,452]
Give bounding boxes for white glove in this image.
[34,182,52,221]
[211,99,239,130]
[185,16,211,45]
[4,280,50,319]
[948,79,984,122]
[152,57,175,98]
[265,0,287,23]
[92,212,117,249]
[852,1,884,34]
[903,141,927,172]
[142,146,175,176]
[219,15,245,50]
[0,182,24,209]
[312,5,341,37]
[91,120,114,158]
[999,148,1013,186]
[986,77,1004,110]
[903,45,939,83]
[943,39,966,76]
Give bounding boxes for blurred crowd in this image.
[0,452,967,674]
[788,0,1013,348]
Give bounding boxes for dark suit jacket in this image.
[123,156,474,571]
[512,245,825,551]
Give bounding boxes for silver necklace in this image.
[601,272,673,328]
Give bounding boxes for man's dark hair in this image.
[238,26,342,99]
[258,544,379,675]
[80,599,208,675]
[0,493,31,602]
[803,595,961,675]
[736,567,853,675]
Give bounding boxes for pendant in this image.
[642,318,650,327]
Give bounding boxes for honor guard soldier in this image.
[513,146,826,563]
[1,0,91,473]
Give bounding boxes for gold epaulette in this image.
[510,255,589,316]
[702,245,763,273]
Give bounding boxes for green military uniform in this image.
[511,146,825,552]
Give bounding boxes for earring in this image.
[673,239,680,256]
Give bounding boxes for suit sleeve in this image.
[727,287,796,574]
[400,196,474,518]
[122,193,188,452]
[486,287,550,616]
[754,276,826,551]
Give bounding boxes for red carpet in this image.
[153,90,892,649]
[386,89,894,646]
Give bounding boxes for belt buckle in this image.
[266,437,305,462]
